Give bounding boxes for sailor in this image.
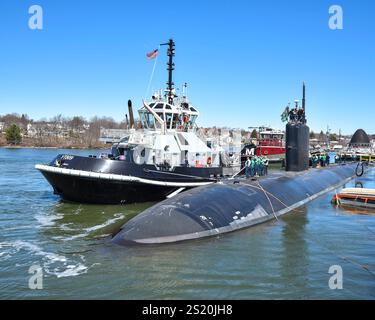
[297,108,304,123]
[263,156,269,175]
[183,114,190,131]
[288,108,295,122]
[255,156,262,177]
[291,107,298,122]
[245,157,251,179]
[320,154,326,167]
[250,157,256,177]
[326,154,330,166]
[335,154,340,164]
[259,157,264,176]
[312,155,318,168]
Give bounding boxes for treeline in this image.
[0,113,131,148]
[310,130,341,141]
[0,113,127,129]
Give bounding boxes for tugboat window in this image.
[139,112,147,128]
[165,113,173,129]
[154,103,164,109]
[172,114,179,128]
[190,115,198,126]
[145,113,155,128]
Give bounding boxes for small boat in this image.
[332,188,375,209]
[35,39,223,204]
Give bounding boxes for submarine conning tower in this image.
[285,82,310,172]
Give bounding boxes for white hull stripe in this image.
[35,164,214,188]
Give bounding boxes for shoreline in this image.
[0,145,108,150]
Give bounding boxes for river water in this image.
[0,148,374,299]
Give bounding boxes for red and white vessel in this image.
[256,128,285,159]
[242,127,285,163]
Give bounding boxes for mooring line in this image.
[245,182,297,213]
[255,180,278,221]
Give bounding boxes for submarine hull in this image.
[112,164,361,245]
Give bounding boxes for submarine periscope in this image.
[112,84,368,245]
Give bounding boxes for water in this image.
[0,148,374,299]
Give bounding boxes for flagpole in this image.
[144,45,160,100]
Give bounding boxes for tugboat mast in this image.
[161,39,175,105]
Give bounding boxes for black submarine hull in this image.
[112,163,362,245]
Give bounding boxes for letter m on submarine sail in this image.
[245,147,255,156]
[28,5,43,30]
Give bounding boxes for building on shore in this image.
[348,129,371,148]
[99,128,130,144]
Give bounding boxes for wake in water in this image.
[51,213,126,241]
[0,240,91,278]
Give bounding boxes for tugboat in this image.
[35,39,222,204]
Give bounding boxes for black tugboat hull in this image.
[36,154,220,204]
[39,170,177,204]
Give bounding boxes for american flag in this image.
[146,49,158,60]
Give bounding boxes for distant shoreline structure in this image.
[0,113,374,153]
[0,135,108,149]
[0,145,107,150]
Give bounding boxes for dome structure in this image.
[349,129,370,148]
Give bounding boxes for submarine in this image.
[112,84,367,245]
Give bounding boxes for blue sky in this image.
[0,0,374,134]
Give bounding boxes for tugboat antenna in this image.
[160,39,175,105]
